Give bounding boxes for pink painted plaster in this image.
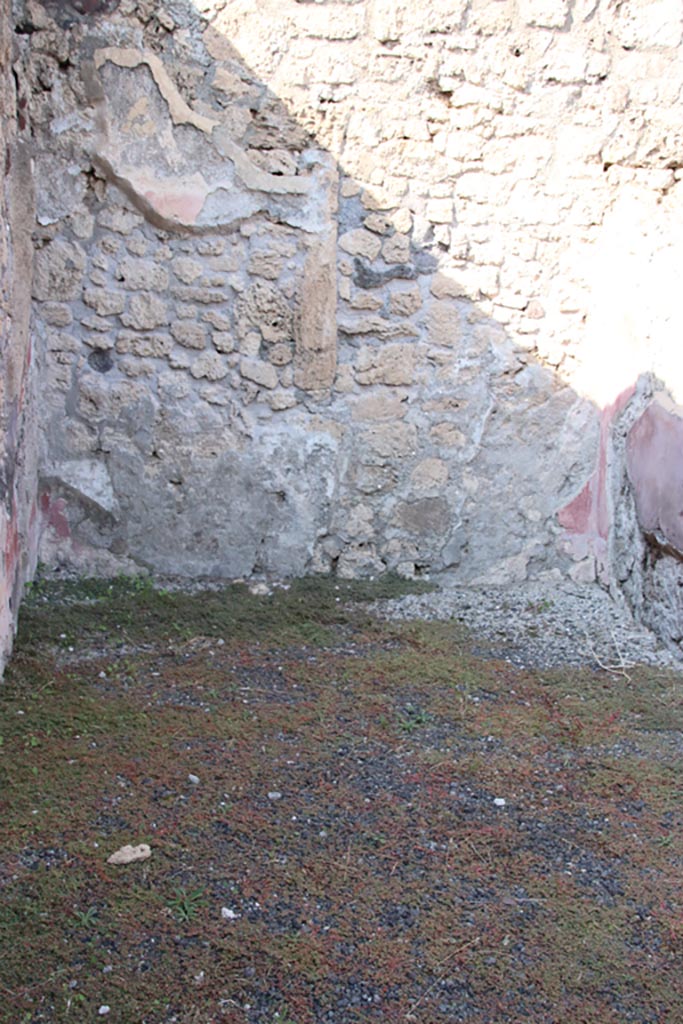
[142,187,205,226]
[557,387,635,580]
[40,490,71,540]
[626,398,683,554]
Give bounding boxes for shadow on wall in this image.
[27,0,683,649]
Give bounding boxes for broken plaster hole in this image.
[88,350,113,373]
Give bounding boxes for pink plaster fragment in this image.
[626,399,683,554]
[40,490,71,540]
[557,386,636,578]
[142,188,205,225]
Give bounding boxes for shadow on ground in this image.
[1,576,682,1023]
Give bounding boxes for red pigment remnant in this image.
[142,188,205,226]
[40,491,70,540]
[557,387,635,580]
[3,497,21,580]
[626,397,683,555]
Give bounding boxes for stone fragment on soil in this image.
[106,843,152,865]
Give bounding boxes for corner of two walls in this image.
[10,0,683,659]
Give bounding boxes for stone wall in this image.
[22,0,683,645]
[0,0,37,672]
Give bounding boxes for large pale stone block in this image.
[122,293,169,331]
[356,343,417,386]
[33,240,85,301]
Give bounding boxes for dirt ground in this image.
[1,575,682,1023]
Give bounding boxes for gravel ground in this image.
[373,575,678,671]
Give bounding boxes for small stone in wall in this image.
[191,352,229,381]
[122,294,169,331]
[159,372,191,400]
[197,239,225,257]
[97,207,143,236]
[116,332,173,358]
[172,286,225,305]
[382,234,411,264]
[362,421,418,458]
[392,208,413,234]
[173,257,203,284]
[83,333,114,351]
[41,303,73,327]
[176,304,199,320]
[525,299,545,319]
[199,385,231,406]
[116,257,169,292]
[410,458,449,495]
[425,199,453,224]
[339,228,383,261]
[204,310,231,332]
[167,350,192,371]
[364,213,391,235]
[396,497,450,535]
[240,332,261,358]
[83,288,125,317]
[47,330,80,355]
[120,357,154,378]
[352,391,407,422]
[240,357,278,390]
[212,332,234,354]
[339,316,419,340]
[350,292,383,311]
[248,250,289,280]
[246,148,298,176]
[125,233,148,257]
[426,297,461,347]
[171,322,207,350]
[389,285,422,317]
[518,0,569,29]
[82,315,113,334]
[269,343,293,366]
[68,211,95,240]
[430,422,466,447]
[236,282,293,344]
[33,240,86,301]
[356,343,417,386]
[267,390,297,411]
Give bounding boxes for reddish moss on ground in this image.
[1,577,682,1022]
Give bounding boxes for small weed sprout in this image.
[398,704,430,733]
[73,906,98,928]
[167,886,207,922]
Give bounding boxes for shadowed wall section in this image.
[0,0,38,672]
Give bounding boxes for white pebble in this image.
[188,774,200,785]
[268,791,282,801]
[221,907,239,920]
[493,797,506,807]
[98,1007,111,1016]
